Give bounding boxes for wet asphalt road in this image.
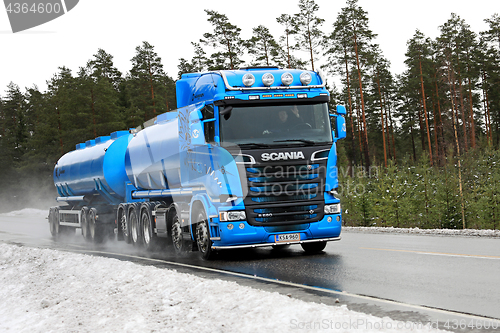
[1,212,499,331]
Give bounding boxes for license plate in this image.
[275,233,300,243]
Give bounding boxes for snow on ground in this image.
[0,209,451,332]
[343,226,500,238]
[0,244,449,333]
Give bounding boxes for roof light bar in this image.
[217,71,327,91]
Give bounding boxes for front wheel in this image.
[195,211,214,260]
[301,241,326,253]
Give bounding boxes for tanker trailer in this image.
[49,67,346,260]
[49,130,131,242]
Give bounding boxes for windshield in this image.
[219,102,333,146]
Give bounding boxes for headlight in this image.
[300,72,312,85]
[262,73,275,86]
[242,73,255,87]
[281,72,294,86]
[219,211,246,222]
[324,203,341,214]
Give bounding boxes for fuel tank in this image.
[53,130,131,200]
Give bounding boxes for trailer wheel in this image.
[129,206,142,247]
[89,208,104,244]
[195,210,214,260]
[117,205,130,243]
[301,241,326,253]
[49,207,59,238]
[171,211,184,255]
[141,203,158,251]
[81,207,90,241]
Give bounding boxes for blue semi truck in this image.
[48,67,346,259]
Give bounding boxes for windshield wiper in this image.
[273,139,316,145]
[237,143,272,148]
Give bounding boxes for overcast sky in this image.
[1,0,498,95]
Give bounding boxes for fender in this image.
[189,193,218,240]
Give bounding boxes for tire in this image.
[195,210,214,260]
[171,210,184,255]
[129,206,142,247]
[141,203,158,251]
[117,205,130,243]
[81,207,90,241]
[301,241,327,253]
[89,208,104,244]
[49,207,59,238]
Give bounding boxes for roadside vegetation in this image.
[1,0,499,229]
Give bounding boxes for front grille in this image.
[244,161,326,226]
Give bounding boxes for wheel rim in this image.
[172,216,182,251]
[143,212,151,245]
[196,219,209,254]
[120,211,128,237]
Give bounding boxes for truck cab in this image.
[175,67,346,257]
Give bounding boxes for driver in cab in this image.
[263,106,303,135]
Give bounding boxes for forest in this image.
[1,0,499,229]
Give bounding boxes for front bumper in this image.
[210,213,342,249]
[211,236,341,250]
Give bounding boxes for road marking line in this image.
[360,247,500,260]
[65,247,500,323]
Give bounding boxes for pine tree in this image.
[246,25,281,67]
[128,41,170,123]
[324,10,358,165]
[326,0,376,167]
[481,14,500,147]
[276,14,302,69]
[178,42,210,78]
[201,10,244,70]
[405,30,434,165]
[292,0,324,71]
[1,83,28,165]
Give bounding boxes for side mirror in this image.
[336,105,347,115]
[330,105,347,141]
[336,115,346,140]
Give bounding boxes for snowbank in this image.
[0,243,448,333]
[343,226,500,238]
